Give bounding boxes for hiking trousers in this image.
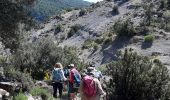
[52,82,63,98]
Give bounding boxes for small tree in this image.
[112,5,119,15]
[167,0,170,9]
[163,11,170,31]
[105,49,170,100]
[79,9,87,16]
[144,34,155,42]
[12,37,84,79]
[67,24,82,38]
[0,0,35,52]
[112,19,136,37]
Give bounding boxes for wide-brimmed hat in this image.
[86,71,95,76]
[87,67,94,72]
[69,64,75,68]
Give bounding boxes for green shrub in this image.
[68,24,82,38]
[103,37,112,45]
[13,93,28,100]
[94,38,104,44]
[168,0,170,9]
[82,39,94,49]
[96,65,107,74]
[54,24,63,35]
[30,86,48,96]
[112,5,119,14]
[4,66,34,92]
[79,9,87,16]
[93,44,99,51]
[144,34,154,42]
[105,49,170,100]
[65,8,73,12]
[112,19,136,37]
[12,37,84,80]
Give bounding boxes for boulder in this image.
[0,88,10,99]
[0,82,15,93]
[35,81,53,94]
[0,82,22,95]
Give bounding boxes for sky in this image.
[84,0,103,3]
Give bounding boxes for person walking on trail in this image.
[68,64,81,100]
[88,65,103,80]
[78,68,106,100]
[44,69,51,81]
[52,63,67,98]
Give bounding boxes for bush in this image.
[12,37,84,80]
[112,5,119,14]
[105,49,170,100]
[82,39,94,49]
[103,37,112,45]
[30,86,49,97]
[68,24,82,38]
[168,0,170,9]
[112,19,136,37]
[144,34,154,42]
[13,93,28,100]
[79,9,87,16]
[4,66,34,92]
[54,24,63,35]
[94,37,105,44]
[65,8,73,12]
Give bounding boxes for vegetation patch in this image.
[12,38,84,80]
[94,37,105,44]
[13,93,28,100]
[103,37,113,45]
[68,24,82,38]
[112,19,136,37]
[112,5,119,15]
[82,39,95,49]
[144,34,155,42]
[31,86,49,96]
[79,9,87,16]
[54,24,63,35]
[4,66,34,92]
[105,49,170,100]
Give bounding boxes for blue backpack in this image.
[74,73,81,87]
[52,69,64,82]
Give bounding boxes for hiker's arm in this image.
[61,70,67,81]
[96,79,106,96]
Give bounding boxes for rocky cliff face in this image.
[31,0,170,67]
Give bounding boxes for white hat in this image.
[70,64,74,67]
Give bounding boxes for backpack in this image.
[52,69,64,82]
[83,75,97,98]
[70,68,81,87]
[63,68,69,77]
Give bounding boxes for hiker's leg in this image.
[52,82,57,97]
[58,82,63,98]
[69,83,74,100]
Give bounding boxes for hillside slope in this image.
[32,0,170,67]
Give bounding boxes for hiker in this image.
[89,65,103,80]
[44,69,51,81]
[52,63,67,98]
[68,64,81,100]
[63,65,70,78]
[63,65,70,92]
[78,68,106,100]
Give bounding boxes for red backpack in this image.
[83,75,97,98]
